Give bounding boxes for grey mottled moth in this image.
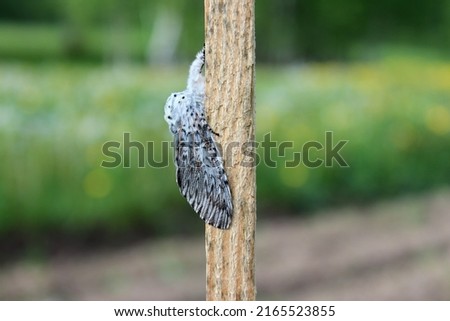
[163,47,233,229]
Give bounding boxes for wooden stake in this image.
[204,0,256,301]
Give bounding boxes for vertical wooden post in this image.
[204,0,256,300]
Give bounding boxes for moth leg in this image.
[203,124,219,137]
[200,45,205,72]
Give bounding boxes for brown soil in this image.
[1,189,449,300]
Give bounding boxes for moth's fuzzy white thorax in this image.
[187,49,205,97]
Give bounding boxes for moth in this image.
[163,47,233,229]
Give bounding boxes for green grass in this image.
[0,56,449,247]
[256,59,450,210]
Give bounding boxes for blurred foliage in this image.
[256,56,450,210]
[0,55,449,249]
[0,0,450,61]
[1,0,450,252]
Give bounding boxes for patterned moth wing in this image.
[164,47,233,229]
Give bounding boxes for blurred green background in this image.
[0,0,450,300]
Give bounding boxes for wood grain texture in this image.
[204,0,256,301]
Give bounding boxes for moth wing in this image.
[174,118,233,229]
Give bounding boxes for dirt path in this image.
[1,189,449,300]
